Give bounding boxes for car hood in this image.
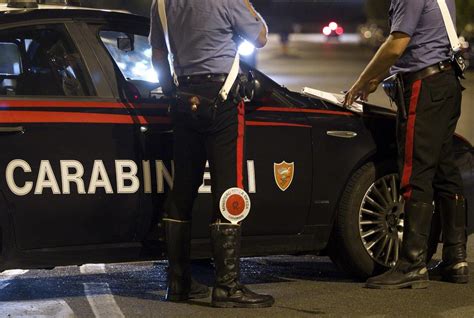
[361,103,397,118]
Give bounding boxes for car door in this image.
[243,85,314,236]
[191,77,314,237]
[0,22,142,250]
[89,19,174,247]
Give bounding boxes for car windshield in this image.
[100,31,158,83]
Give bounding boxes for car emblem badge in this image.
[274,161,294,191]
[219,188,251,224]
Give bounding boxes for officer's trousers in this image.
[397,69,464,203]
[166,81,245,222]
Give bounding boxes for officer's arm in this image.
[152,48,175,96]
[358,32,411,83]
[232,0,268,48]
[255,24,268,48]
[243,0,267,47]
[344,32,411,105]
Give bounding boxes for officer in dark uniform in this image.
[344,0,467,289]
[149,0,274,307]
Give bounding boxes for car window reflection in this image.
[100,30,158,84]
[0,25,94,97]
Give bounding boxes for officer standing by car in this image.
[149,0,274,308]
[344,0,468,289]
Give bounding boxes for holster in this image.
[171,73,254,121]
[173,91,219,121]
[382,74,407,120]
[236,71,257,102]
[451,51,466,79]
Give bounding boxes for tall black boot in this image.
[164,219,210,301]
[438,195,469,283]
[210,223,274,308]
[366,200,433,289]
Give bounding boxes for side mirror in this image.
[117,35,134,52]
[244,70,265,101]
[252,79,265,100]
[0,42,22,76]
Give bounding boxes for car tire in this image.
[328,161,437,279]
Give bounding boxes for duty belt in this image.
[401,60,452,86]
[178,74,228,85]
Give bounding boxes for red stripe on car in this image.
[0,100,169,110]
[0,111,171,125]
[246,121,311,128]
[256,106,354,116]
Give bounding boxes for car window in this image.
[0,24,95,97]
[0,42,23,76]
[99,31,158,83]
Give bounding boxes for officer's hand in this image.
[343,79,379,106]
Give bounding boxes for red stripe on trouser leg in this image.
[237,101,245,189]
[401,80,422,200]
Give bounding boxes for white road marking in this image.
[1,269,75,317]
[83,283,125,318]
[1,269,29,276]
[80,264,106,274]
[0,300,75,317]
[80,264,125,318]
[0,282,10,289]
[0,269,29,289]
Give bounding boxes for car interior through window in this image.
[0,24,95,97]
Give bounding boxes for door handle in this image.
[0,126,25,134]
[327,131,357,138]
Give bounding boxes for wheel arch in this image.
[326,159,401,278]
[317,154,391,253]
[314,139,396,256]
[328,150,396,228]
[453,133,474,235]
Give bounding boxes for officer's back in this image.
[150,0,266,77]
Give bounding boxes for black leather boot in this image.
[164,219,210,301]
[366,200,433,289]
[437,195,469,283]
[210,223,274,308]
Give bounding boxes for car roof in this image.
[0,3,147,25]
[0,3,129,12]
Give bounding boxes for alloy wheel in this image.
[358,173,404,268]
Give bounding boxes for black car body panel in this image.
[0,6,472,271]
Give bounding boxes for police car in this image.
[0,0,472,279]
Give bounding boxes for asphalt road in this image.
[1,249,474,317]
[1,36,474,318]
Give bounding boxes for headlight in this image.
[323,26,332,36]
[238,41,255,56]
